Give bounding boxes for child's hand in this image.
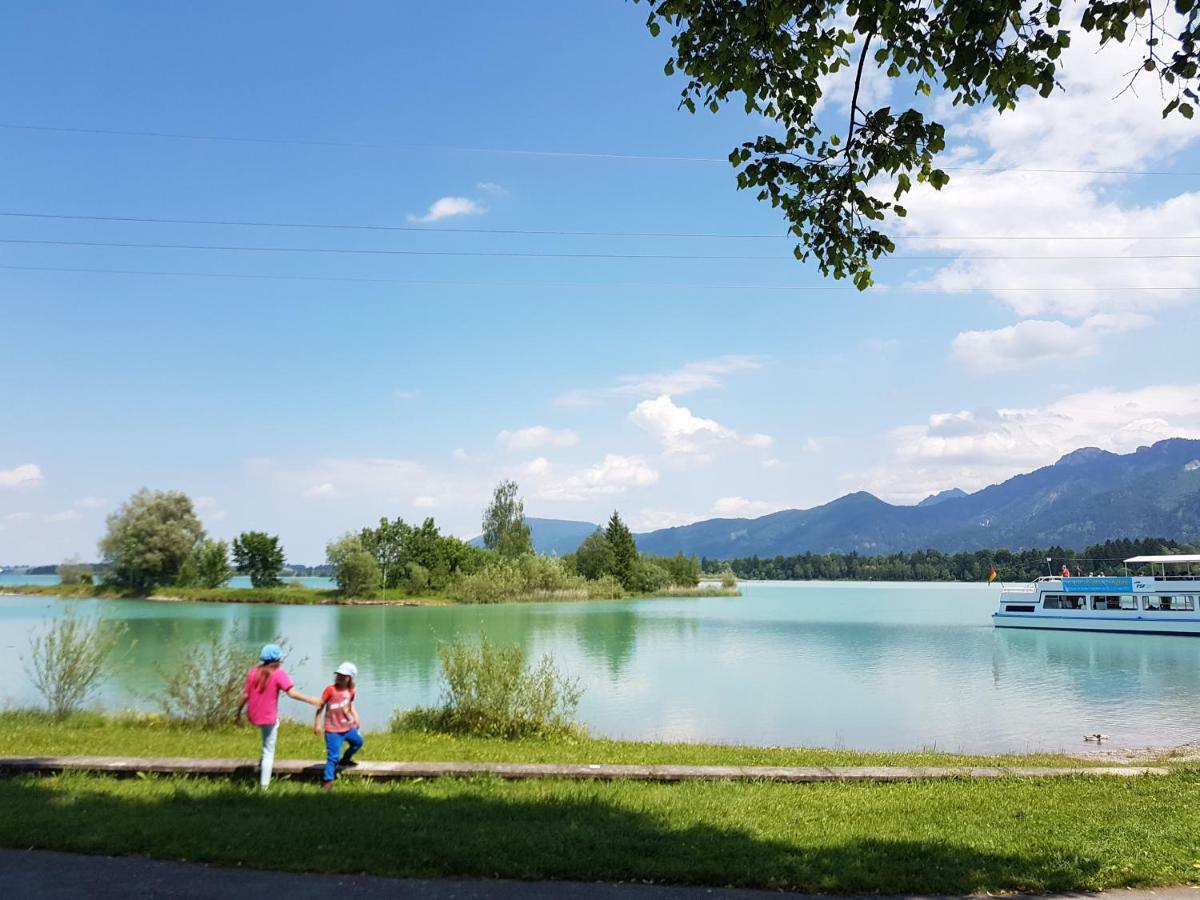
[313,723,321,735]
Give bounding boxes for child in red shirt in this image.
[314,661,363,788]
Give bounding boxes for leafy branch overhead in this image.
[636,0,1200,289]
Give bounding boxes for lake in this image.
[2,581,1198,754]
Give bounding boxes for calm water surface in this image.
[2,581,1198,753]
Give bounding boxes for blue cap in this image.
[260,643,283,663]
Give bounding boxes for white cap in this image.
[335,661,358,678]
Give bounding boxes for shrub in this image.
[176,539,234,589]
[585,574,626,599]
[158,633,245,726]
[449,558,525,603]
[721,568,738,589]
[404,562,430,595]
[25,610,127,718]
[393,637,583,738]
[627,557,672,594]
[56,557,92,586]
[327,533,382,597]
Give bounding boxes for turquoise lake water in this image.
[2,581,1198,753]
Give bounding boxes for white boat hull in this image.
[993,612,1200,636]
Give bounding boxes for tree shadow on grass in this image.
[0,775,1104,894]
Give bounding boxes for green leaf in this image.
[1181,103,1195,119]
[648,21,660,37]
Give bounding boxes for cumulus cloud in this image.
[629,395,773,456]
[894,14,1200,351]
[520,457,551,477]
[537,454,659,501]
[854,383,1200,502]
[497,426,579,451]
[631,508,704,531]
[951,313,1152,373]
[556,355,762,407]
[407,196,484,223]
[0,463,43,490]
[712,496,785,518]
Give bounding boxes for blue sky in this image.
[2,1,1199,563]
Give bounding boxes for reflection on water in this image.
[2,582,1198,752]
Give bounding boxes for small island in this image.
[3,481,738,606]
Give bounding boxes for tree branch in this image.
[845,30,876,155]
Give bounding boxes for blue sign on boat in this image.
[1062,576,1133,592]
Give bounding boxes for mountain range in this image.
[520,438,1200,559]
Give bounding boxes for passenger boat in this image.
[993,554,1200,635]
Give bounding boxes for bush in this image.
[327,533,382,597]
[721,568,738,589]
[404,562,430,594]
[158,633,245,726]
[449,557,525,603]
[25,611,127,718]
[627,557,672,594]
[176,539,234,589]
[56,557,92,586]
[393,638,583,738]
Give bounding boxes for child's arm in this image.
[349,700,361,730]
[313,699,325,735]
[235,688,248,724]
[285,687,321,706]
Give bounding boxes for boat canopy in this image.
[1124,554,1200,564]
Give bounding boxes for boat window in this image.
[1043,594,1085,610]
[1004,605,1035,613]
[1092,595,1124,610]
[1142,595,1197,611]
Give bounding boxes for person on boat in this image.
[237,643,321,790]
[1061,564,1071,578]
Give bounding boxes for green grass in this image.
[1,713,1195,892]
[0,710,1104,768]
[0,582,734,605]
[1,769,1197,893]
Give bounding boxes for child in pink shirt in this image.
[236,643,319,789]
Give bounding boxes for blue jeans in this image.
[323,728,364,783]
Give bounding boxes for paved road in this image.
[2,849,1197,900]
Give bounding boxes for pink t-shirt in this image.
[244,666,294,725]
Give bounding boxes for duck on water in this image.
[994,554,1200,636]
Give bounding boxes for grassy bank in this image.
[0,715,1195,893]
[0,582,737,605]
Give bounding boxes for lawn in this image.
[1,712,1198,892]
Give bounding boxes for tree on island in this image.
[327,533,382,597]
[177,539,234,589]
[574,530,617,581]
[99,489,204,590]
[635,0,1200,288]
[232,531,285,588]
[605,511,639,589]
[482,480,533,558]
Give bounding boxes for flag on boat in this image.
[987,565,998,584]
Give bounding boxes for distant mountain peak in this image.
[1054,446,1115,466]
[917,488,967,508]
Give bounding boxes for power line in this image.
[2,236,1199,261]
[3,211,1200,242]
[2,262,1198,292]
[2,122,1196,177]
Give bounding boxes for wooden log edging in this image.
[0,756,1170,783]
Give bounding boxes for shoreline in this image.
[0,583,740,606]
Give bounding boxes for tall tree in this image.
[636,0,1200,288]
[605,511,639,589]
[575,530,617,581]
[482,480,533,558]
[99,489,204,590]
[232,531,285,588]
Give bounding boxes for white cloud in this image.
[0,463,43,490]
[476,182,506,195]
[74,496,107,510]
[712,496,785,518]
[951,313,1152,373]
[854,383,1200,502]
[520,457,551,477]
[629,394,773,456]
[497,426,579,451]
[451,448,468,462]
[305,482,338,498]
[894,16,1200,351]
[762,457,782,469]
[537,454,659,501]
[631,508,704,531]
[412,495,439,508]
[44,509,81,524]
[407,196,484,223]
[556,355,762,407]
[193,496,219,510]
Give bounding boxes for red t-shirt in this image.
[320,685,356,733]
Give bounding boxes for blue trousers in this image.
[323,728,364,783]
